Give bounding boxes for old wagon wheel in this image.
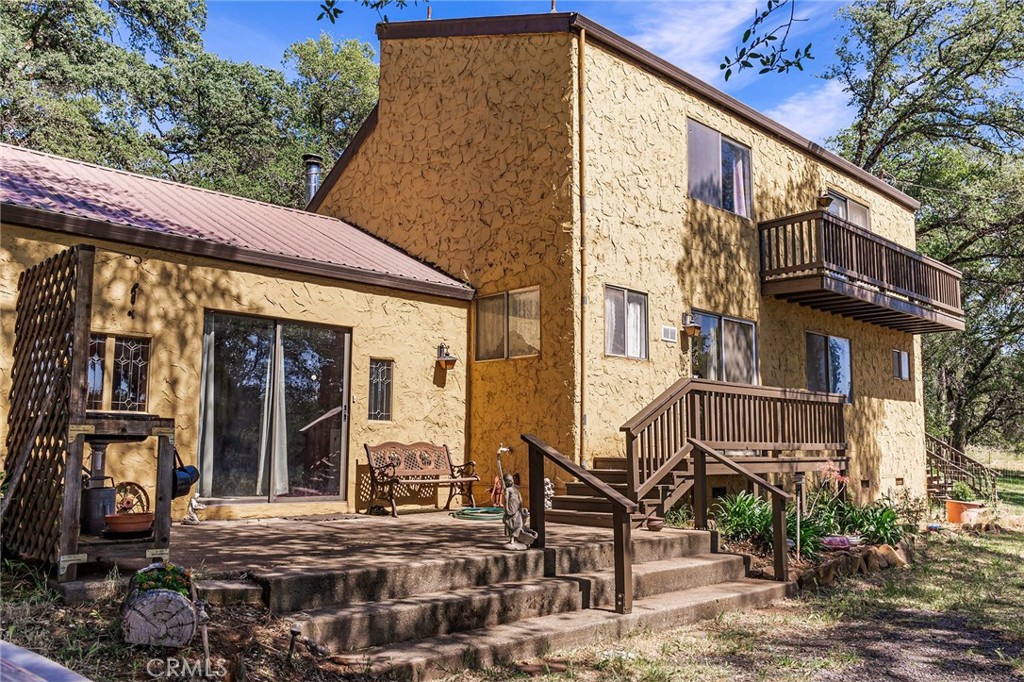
[115,481,150,513]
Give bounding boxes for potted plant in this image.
[945,481,984,523]
[105,484,154,534]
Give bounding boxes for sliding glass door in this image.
[198,312,351,501]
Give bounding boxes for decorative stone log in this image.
[122,588,197,647]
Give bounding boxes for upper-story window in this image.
[687,119,752,218]
[475,287,540,361]
[806,331,852,401]
[826,190,870,229]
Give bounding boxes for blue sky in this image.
[203,0,856,143]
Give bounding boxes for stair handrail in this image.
[621,378,846,505]
[689,438,792,582]
[925,435,998,500]
[521,434,637,614]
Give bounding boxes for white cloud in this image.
[765,80,854,143]
[626,0,760,85]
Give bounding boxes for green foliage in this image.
[844,504,903,545]
[1,1,379,208]
[951,481,976,502]
[133,563,192,597]
[720,0,814,81]
[664,503,693,528]
[714,491,773,544]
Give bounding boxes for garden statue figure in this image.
[502,474,538,550]
[543,477,555,510]
[181,490,206,525]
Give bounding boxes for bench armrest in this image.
[451,460,477,478]
[367,454,400,481]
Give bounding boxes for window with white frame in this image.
[826,190,870,229]
[690,312,758,384]
[86,333,151,412]
[806,332,852,400]
[687,119,753,218]
[474,287,540,361]
[892,350,910,381]
[605,286,648,359]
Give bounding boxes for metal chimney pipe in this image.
[302,154,323,204]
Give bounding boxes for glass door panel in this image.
[204,314,274,498]
[277,323,348,499]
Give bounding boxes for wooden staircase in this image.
[925,434,998,503]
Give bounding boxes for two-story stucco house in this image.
[309,13,964,516]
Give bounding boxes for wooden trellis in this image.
[2,245,94,565]
[2,244,175,582]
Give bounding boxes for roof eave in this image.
[2,203,475,302]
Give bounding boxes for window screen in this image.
[688,120,721,207]
[475,294,506,361]
[892,350,910,380]
[507,288,540,357]
[368,359,393,421]
[723,319,757,384]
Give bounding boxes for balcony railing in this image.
[759,210,964,333]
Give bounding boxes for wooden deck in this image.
[759,210,964,333]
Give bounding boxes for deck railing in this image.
[620,379,846,500]
[925,434,998,502]
[759,210,963,317]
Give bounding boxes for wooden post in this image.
[155,435,174,549]
[693,447,707,530]
[58,434,86,583]
[772,493,788,582]
[528,444,546,549]
[612,505,633,614]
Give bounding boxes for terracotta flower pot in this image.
[105,512,155,533]
[945,499,984,524]
[646,517,665,532]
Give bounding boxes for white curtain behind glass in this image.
[626,291,647,359]
[605,288,625,356]
[475,295,506,360]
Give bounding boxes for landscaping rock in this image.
[864,547,884,573]
[897,538,916,564]
[877,544,907,569]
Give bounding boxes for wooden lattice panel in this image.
[3,246,94,564]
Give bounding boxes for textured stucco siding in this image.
[317,34,581,487]
[0,224,468,519]
[580,42,925,499]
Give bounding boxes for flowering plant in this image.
[134,562,192,597]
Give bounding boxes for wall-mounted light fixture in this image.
[681,312,702,338]
[816,191,834,209]
[436,343,458,370]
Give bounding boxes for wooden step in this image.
[591,456,628,471]
[545,509,614,528]
[551,495,613,513]
[589,468,626,484]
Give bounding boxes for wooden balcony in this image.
[759,210,964,333]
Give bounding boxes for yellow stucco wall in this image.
[0,224,469,520]
[580,41,925,500]
[316,34,581,488]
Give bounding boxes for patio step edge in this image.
[327,579,795,681]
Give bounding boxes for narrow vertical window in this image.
[86,334,106,410]
[475,294,506,361]
[605,286,647,359]
[368,359,393,421]
[892,350,910,380]
[110,337,150,411]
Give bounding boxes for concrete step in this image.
[293,577,587,652]
[331,579,794,680]
[295,553,747,653]
[254,529,713,613]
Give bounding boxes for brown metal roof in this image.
[1,143,473,300]
[312,13,917,213]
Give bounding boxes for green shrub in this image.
[950,481,976,501]
[713,491,771,544]
[846,504,902,545]
[787,504,825,559]
[664,503,692,528]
